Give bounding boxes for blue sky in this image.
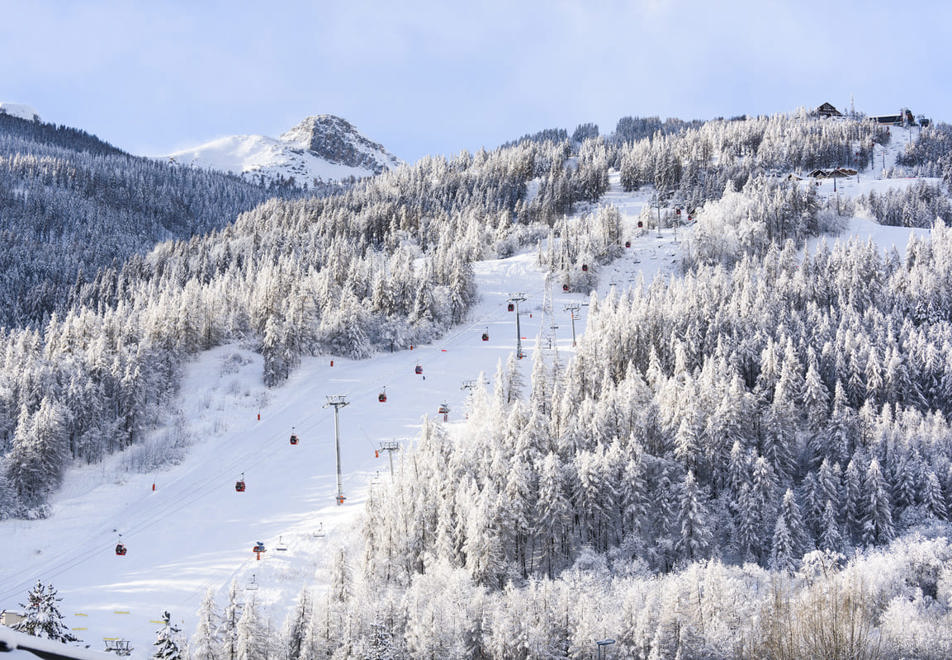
[1,0,949,162]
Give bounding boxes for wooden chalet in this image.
[815,102,842,118]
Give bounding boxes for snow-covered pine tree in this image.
[677,471,712,562]
[152,610,184,660]
[366,611,398,660]
[190,588,221,660]
[842,457,864,542]
[802,355,829,430]
[330,547,352,604]
[13,581,78,643]
[6,399,69,503]
[923,470,948,520]
[535,452,570,578]
[861,458,894,546]
[235,597,268,660]
[284,587,312,660]
[217,579,242,660]
[770,489,809,572]
[817,500,844,553]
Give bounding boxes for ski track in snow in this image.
[2,158,936,655]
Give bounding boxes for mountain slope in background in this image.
[0,102,40,122]
[0,109,276,328]
[166,114,401,186]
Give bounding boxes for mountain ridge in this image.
[166,113,401,186]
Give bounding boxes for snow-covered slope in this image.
[0,167,938,656]
[0,102,40,122]
[164,115,401,186]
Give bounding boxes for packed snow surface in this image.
[2,164,936,656]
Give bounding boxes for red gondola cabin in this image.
[235,480,246,492]
[507,303,515,312]
[481,332,489,341]
[581,264,588,272]
[562,284,569,292]
[415,365,423,375]
[625,241,631,248]
[289,433,299,445]
[115,543,127,556]
[378,392,387,402]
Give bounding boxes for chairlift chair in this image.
[276,536,288,551]
[312,522,326,538]
[104,639,132,656]
[246,574,259,591]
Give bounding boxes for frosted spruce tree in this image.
[13,581,78,643]
[677,470,712,562]
[861,459,895,546]
[152,610,184,660]
[235,597,268,660]
[284,587,312,660]
[217,579,242,660]
[190,587,221,660]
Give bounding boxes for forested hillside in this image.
[257,116,952,659]
[0,112,291,329]
[0,129,607,516]
[1,111,940,542]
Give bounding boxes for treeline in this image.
[683,175,833,267]
[861,180,952,228]
[617,112,887,211]
[895,121,952,183]
[240,535,952,659]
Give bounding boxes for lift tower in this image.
[508,293,528,359]
[323,395,349,505]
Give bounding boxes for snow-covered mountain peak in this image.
[0,102,41,122]
[165,114,401,187]
[279,114,401,174]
